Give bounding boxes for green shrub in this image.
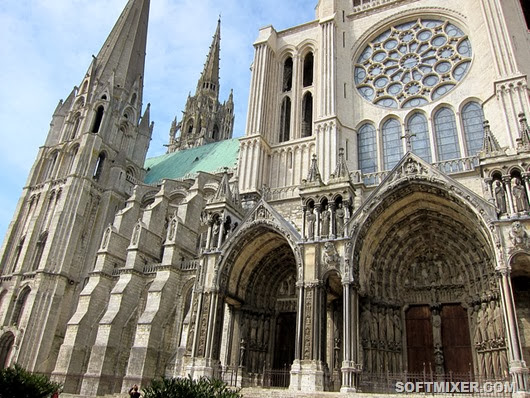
[0,363,62,398]
[142,374,242,398]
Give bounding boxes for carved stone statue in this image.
[494,180,507,214]
[335,203,345,237]
[306,209,316,240]
[211,220,220,248]
[321,205,331,237]
[512,177,529,212]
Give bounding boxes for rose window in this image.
[354,19,472,109]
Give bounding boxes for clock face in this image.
[354,19,472,109]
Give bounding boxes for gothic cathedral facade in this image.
[1,0,530,396]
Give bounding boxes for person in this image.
[51,391,60,398]
[129,384,141,398]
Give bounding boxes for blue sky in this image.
[0,0,317,241]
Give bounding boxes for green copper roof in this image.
[144,139,240,184]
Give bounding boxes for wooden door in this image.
[441,304,472,375]
[406,305,434,373]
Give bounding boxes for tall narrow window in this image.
[31,232,47,271]
[11,288,30,326]
[187,120,194,134]
[92,105,104,133]
[45,152,58,181]
[302,93,313,137]
[280,97,291,142]
[10,236,25,274]
[68,146,78,175]
[382,118,403,170]
[462,102,485,156]
[93,153,106,181]
[71,113,81,140]
[407,113,432,162]
[434,107,461,161]
[212,125,219,140]
[358,124,377,174]
[283,57,293,92]
[303,53,314,87]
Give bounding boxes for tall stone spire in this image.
[93,0,150,99]
[166,18,234,153]
[196,17,221,98]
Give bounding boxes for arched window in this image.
[187,120,194,135]
[45,152,58,181]
[302,92,313,137]
[358,123,377,174]
[31,232,48,271]
[303,52,314,87]
[407,113,432,162]
[91,105,104,133]
[11,287,30,326]
[70,113,81,140]
[434,107,461,161]
[283,57,293,92]
[279,97,291,142]
[68,145,79,174]
[382,118,403,170]
[462,102,485,156]
[93,152,106,181]
[10,236,25,274]
[212,125,219,140]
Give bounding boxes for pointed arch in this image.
[31,231,48,271]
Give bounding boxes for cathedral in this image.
[1,0,530,396]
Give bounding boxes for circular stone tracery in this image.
[354,19,472,109]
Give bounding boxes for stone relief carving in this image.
[323,242,340,268]
[509,221,529,250]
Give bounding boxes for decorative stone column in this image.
[503,176,516,215]
[341,281,360,392]
[330,202,336,239]
[302,205,307,241]
[497,266,529,394]
[522,173,530,208]
[315,204,321,240]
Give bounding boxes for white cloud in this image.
[0,0,316,239]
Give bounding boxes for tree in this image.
[0,364,62,398]
[142,375,242,398]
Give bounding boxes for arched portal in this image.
[219,224,299,386]
[353,181,507,380]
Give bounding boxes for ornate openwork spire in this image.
[482,120,501,154]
